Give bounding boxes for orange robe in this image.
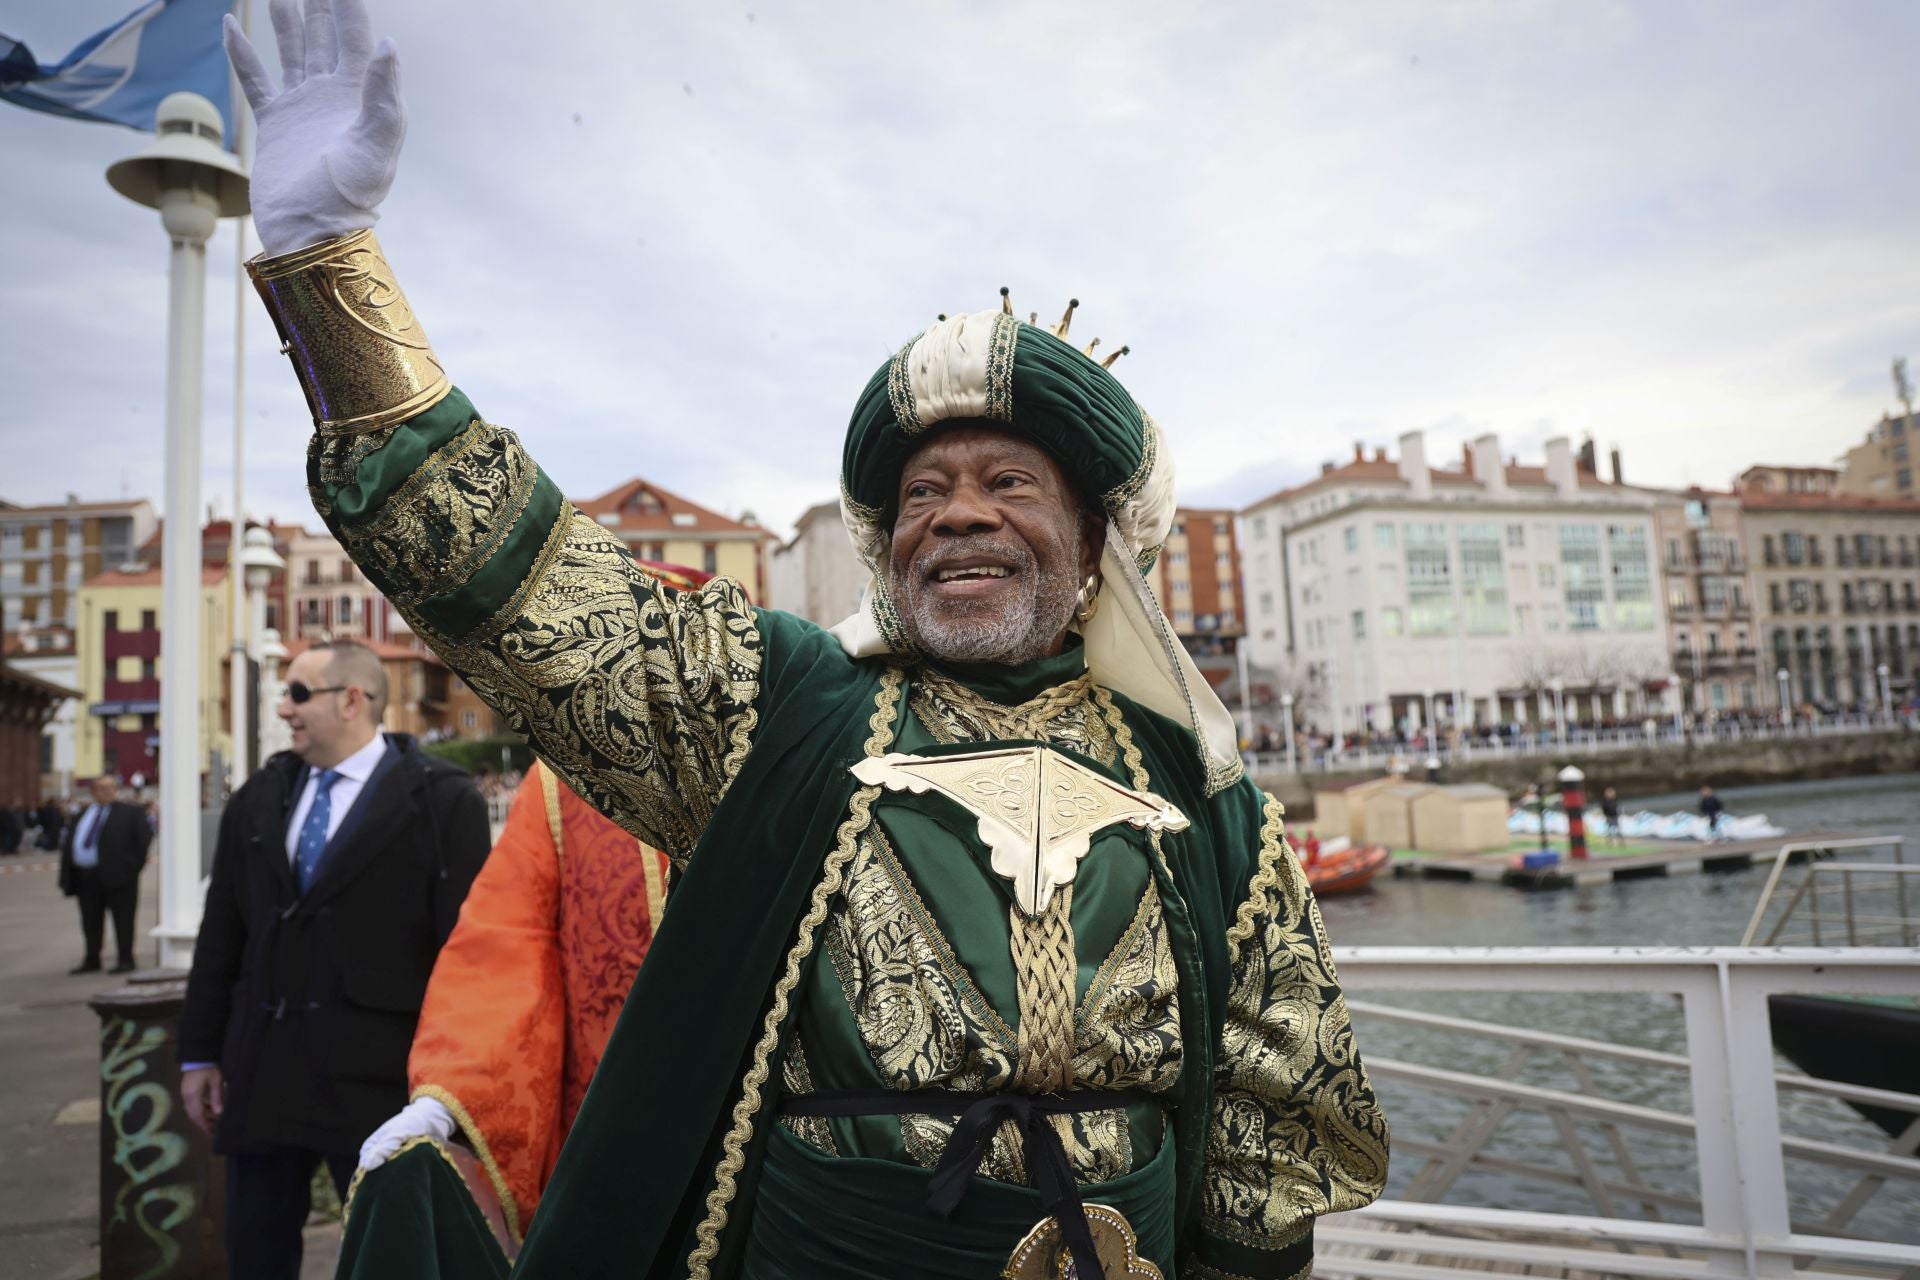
[405,761,668,1244]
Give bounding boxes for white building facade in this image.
[1241,432,1676,736]
[767,500,868,627]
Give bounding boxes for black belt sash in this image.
[778,1088,1152,1280]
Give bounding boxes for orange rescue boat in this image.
[1298,837,1391,896]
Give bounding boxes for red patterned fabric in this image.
[407,764,667,1238]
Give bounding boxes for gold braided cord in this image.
[684,668,904,1279]
[407,1084,524,1244]
[1224,794,1288,961]
[1008,885,1077,1094]
[340,1133,469,1230]
[536,761,564,872]
[911,667,1094,741]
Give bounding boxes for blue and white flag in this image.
[0,0,232,142]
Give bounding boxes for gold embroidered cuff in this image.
[247,229,450,436]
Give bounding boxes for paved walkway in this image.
[0,851,338,1279]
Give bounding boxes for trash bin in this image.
[89,970,224,1279]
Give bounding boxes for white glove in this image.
[224,0,406,257]
[358,1096,455,1170]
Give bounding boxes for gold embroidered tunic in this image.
[307,387,1387,1279]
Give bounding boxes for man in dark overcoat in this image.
[58,774,151,972]
[178,639,490,1280]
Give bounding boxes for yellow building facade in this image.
[74,566,232,787]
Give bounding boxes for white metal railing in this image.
[1251,713,1917,776]
[1324,947,1920,1279]
[1741,836,1912,947]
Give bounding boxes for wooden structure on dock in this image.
[1395,830,1864,889]
[1410,784,1511,854]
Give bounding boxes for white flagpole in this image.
[227,0,253,791]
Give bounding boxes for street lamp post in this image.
[1422,688,1436,744]
[107,93,249,969]
[1776,666,1791,728]
[1877,663,1892,722]
[1549,677,1567,748]
[257,627,291,760]
[1281,692,1296,774]
[240,526,285,774]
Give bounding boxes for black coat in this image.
[57,801,151,895]
[178,734,490,1156]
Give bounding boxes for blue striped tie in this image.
[295,770,341,894]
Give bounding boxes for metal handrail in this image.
[1331,948,1920,1278]
[1738,836,1907,946]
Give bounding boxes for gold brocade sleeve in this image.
[251,232,761,856]
[1190,795,1390,1280]
[309,396,759,860]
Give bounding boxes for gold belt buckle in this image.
[1002,1204,1163,1280]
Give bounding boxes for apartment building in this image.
[1739,492,1920,710]
[767,500,868,626]
[0,496,156,636]
[1650,489,1762,712]
[1152,508,1245,656]
[284,524,397,643]
[1838,411,1916,499]
[74,566,232,786]
[1241,432,1673,735]
[575,477,776,603]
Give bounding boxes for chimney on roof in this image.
[1472,433,1507,498]
[1353,442,1364,462]
[1610,447,1623,486]
[1460,442,1474,476]
[1576,437,1597,475]
[66,493,78,507]
[1321,461,1335,476]
[1397,430,1431,500]
[1544,437,1577,499]
[1375,447,1388,462]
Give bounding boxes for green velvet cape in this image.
[341,615,1258,1279]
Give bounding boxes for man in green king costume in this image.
[225,3,1388,1276]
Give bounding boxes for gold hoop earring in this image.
[1074,574,1101,624]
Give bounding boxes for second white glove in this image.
[358,1095,455,1170]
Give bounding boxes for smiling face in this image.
[885,424,1104,665]
[278,647,378,768]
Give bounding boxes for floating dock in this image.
[1392,830,1862,889]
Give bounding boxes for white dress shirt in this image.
[284,733,391,864]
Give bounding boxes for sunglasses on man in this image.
[286,682,353,704]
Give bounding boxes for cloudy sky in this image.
[5,0,1918,540]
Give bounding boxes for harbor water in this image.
[1318,772,1920,1242]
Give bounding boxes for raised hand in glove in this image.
[358,1095,456,1170]
[224,0,405,257]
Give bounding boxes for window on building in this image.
[1783,531,1805,565]
[1258,591,1274,616]
[1175,608,1193,627]
[1213,517,1230,535]
[1608,525,1654,631]
[140,609,155,630]
[645,541,666,560]
[1684,499,1709,529]
[338,594,355,623]
[1769,582,1782,612]
[1251,515,1268,541]
[1515,603,1531,632]
[1506,523,1524,549]
[141,657,156,680]
[1788,579,1811,612]
[1899,469,1913,490]
[1404,523,1454,636]
[702,543,719,575]
[1559,525,1605,630]
[305,561,321,584]
[1459,523,1509,634]
[1344,527,1358,552]
[1374,522,1395,550]
[1382,607,1403,637]
[1699,575,1727,613]
[103,609,118,632]
[1351,610,1366,640]
[340,557,355,581]
[1537,563,1556,589]
[463,711,477,730]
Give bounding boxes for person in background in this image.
[35,796,65,851]
[0,801,22,855]
[1698,785,1726,841]
[57,775,151,973]
[1600,786,1624,847]
[177,639,491,1280]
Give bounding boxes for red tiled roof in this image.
[85,566,227,588]
[1739,492,1920,513]
[574,477,772,538]
[0,498,151,516]
[1242,456,1609,513]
